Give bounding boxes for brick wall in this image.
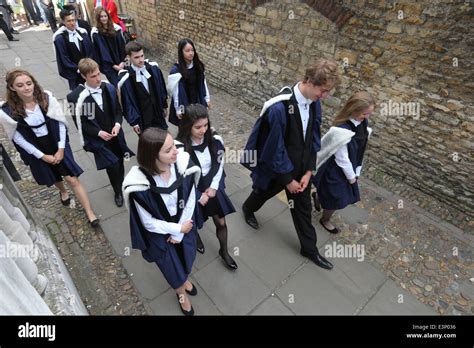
[119,0,473,220]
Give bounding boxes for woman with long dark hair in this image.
[167,38,211,127]
[122,128,201,315]
[91,6,126,86]
[176,104,237,270]
[0,69,99,226]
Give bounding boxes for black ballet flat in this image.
[185,283,198,296]
[219,249,238,271]
[60,192,70,206]
[89,218,100,228]
[319,218,340,234]
[176,294,194,316]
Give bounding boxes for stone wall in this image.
[119,0,473,219]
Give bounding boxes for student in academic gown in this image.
[118,41,168,134]
[313,91,375,233]
[176,104,238,270]
[67,58,134,207]
[122,128,201,316]
[53,9,95,90]
[167,38,211,127]
[241,60,341,271]
[91,7,126,86]
[61,4,92,36]
[0,69,99,227]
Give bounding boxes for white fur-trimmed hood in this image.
[167,72,182,99]
[259,86,293,117]
[0,91,68,141]
[122,148,201,210]
[117,59,159,90]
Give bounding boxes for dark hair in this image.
[177,38,205,80]
[60,8,75,20]
[176,103,216,155]
[137,127,169,175]
[125,41,144,56]
[95,6,115,36]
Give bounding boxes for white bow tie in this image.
[68,31,83,41]
[135,67,151,82]
[88,87,102,95]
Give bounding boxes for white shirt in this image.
[131,64,151,93]
[294,82,313,139]
[334,118,363,180]
[84,83,120,135]
[192,137,223,191]
[12,104,66,159]
[173,61,211,111]
[66,28,82,50]
[134,165,196,243]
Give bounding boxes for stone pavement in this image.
[1,27,473,316]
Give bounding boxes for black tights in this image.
[196,215,232,257]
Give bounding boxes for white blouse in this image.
[134,165,196,243]
[173,61,211,111]
[192,137,223,191]
[12,104,66,159]
[334,118,362,180]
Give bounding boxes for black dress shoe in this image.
[8,37,19,41]
[196,233,205,254]
[312,191,321,212]
[185,284,197,296]
[176,294,194,316]
[242,205,259,230]
[114,193,124,207]
[219,249,238,271]
[11,29,20,34]
[300,250,333,270]
[319,218,340,234]
[60,192,70,206]
[89,218,100,228]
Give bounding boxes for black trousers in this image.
[0,16,13,40]
[243,182,318,255]
[41,4,57,31]
[105,138,124,195]
[22,0,41,22]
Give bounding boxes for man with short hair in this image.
[118,41,168,134]
[53,9,95,90]
[241,59,341,270]
[67,58,133,207]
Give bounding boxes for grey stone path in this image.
[1,27,472,316]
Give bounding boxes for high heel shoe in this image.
[176,294,194,316]
[219,249,238,271]
[312,191,321,212]
[196,234,205,254]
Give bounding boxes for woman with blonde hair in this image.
[313,91,375,233]
[0,69,100,227]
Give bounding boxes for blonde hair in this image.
[303,59,341,87]
[78,58,100,77]
[333,91,375,126]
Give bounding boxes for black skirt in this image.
[35,135,73,181]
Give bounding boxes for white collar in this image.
[85,83,102,93]
[294,82,313,107]
[186,61,194,69]
[131,64,146,72]
[350,118,362,126]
